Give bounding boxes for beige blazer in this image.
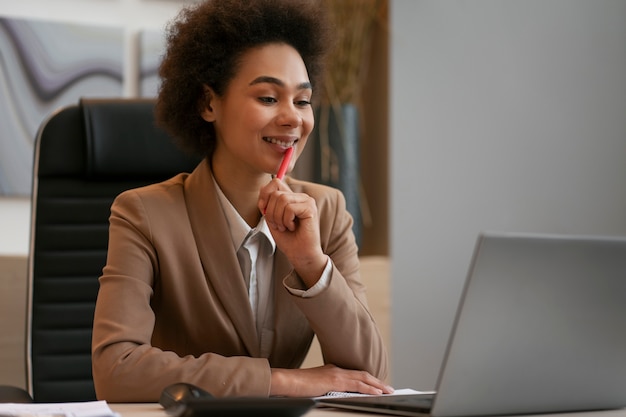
[91,159,388,402]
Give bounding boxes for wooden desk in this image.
[109,403,626,417]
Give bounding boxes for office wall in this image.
[9,0,626,392]
[0,1,186,30]
[390,0,626,389]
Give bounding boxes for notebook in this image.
[318,232,626,417]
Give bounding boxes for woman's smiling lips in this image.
[263,136,297,148]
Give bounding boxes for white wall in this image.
[390,0,626,389]
[0,0,188,28]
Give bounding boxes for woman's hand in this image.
[258,178,327,287]
[270,364,394,397]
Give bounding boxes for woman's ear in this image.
[199,85,217,122]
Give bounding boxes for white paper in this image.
[0,400,117,417]
[315,387,434,400]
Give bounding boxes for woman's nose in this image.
[276,103,303,127]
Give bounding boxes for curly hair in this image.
[155,0,333,157]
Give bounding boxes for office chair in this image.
[23,98,201,402]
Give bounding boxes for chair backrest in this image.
[27,98,202,402]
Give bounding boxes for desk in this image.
[109,403,626,417]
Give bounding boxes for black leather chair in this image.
[24,98,201,402]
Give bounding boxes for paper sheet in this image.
[0,400,117,417]
[314,388,434,400]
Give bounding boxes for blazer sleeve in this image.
[283,184,389,381]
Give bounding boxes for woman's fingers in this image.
[326,367,394,395]
[270,365,394,397]
[261,183,315,232]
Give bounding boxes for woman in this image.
[91,0,390,402]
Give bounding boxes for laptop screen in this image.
[432,232,626,416]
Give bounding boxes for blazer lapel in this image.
[183,159,259,356]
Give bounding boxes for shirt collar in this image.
[212,176,276,253]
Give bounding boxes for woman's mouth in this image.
[263,137,296,147]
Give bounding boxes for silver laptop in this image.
[319,232,626,416]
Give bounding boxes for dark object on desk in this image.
[159,382,213,411]
[172,396,315,417]
[320,233,626,417]
[159,383,314,417]
[26,98,202,402]
[0,385,34,403]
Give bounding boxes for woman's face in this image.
[202,43,314,180]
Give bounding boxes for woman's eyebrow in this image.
[250,76,312,90]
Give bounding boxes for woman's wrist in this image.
[292,253,328,288]
[270,368,291,397]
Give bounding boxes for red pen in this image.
[276,147,294,180]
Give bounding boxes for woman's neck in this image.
[211,159,268,227]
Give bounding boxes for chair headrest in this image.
[81,98,201,179]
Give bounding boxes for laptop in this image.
[318,232,626,417]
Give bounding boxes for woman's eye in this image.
[295,100,312,107]
[259,96,277,104]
